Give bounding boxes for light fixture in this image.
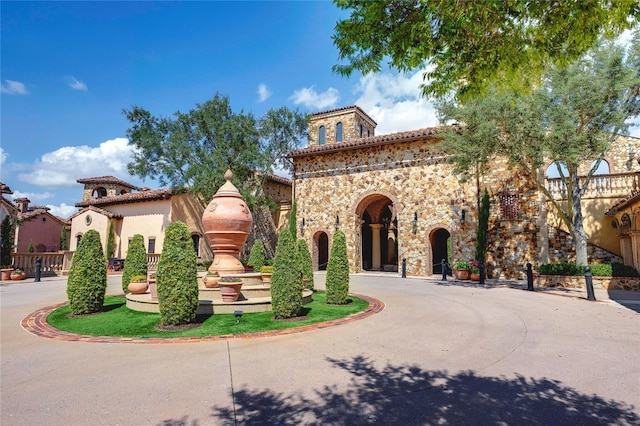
[335,215,340,230]
[299,218,305,236]
[412,212,418,234]
[461,209,466,224]
[233,310,243,323]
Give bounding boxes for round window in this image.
[85,215,92,226]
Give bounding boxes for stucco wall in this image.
[15,213,64,252]
[109,200,172,258]
[70,210,110,252]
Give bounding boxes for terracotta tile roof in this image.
[75,188,173,208]
[1,197,19,213]
[289,126,449,158]
[605,188,640,216]
[308,105,377,125]
[262,172,292,186]
[76,176,140,190]
[18,209,68,224]
[1,182,13,194]
[69,205,123,220]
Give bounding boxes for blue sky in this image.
[1,2,638,219]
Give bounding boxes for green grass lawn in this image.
[47,291,369,338]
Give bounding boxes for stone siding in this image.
[308,107,376,147]
[548,227,623,264]
[535,275,640,291]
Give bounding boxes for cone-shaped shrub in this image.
[66,230,107,315]
[326,229,349,304]
[271,227,302,319]
[247,239,265,272]
[122,234,148,294]
[289,201,297,238]
[297,238,314,291]
[156,221,199,326]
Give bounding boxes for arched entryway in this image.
[313,231,329,271]
[430,228,451,275]
[356,193,398,272]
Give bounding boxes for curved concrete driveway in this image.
[2,274,639,425]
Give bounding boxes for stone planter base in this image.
[535,275,640,291]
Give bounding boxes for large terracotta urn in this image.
[202,170,253,275]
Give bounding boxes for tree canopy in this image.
[333,0,639,98]
[437,36,640,265]
[124,93,307,207]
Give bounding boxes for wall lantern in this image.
[335,215,340,230]
[412,212,418,234]
[299,218,305,236]
[460,209,466,224]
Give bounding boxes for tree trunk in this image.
[571,168,588,266]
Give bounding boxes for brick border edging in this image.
[20,293,385,344]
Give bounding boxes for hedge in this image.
[539,263,639,277]
[66,230,107,315]
[121,234,148,294]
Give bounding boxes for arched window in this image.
[319,126,326,145]
[76,234,83,248]
[92,187,107,198]
[191,234,200,257]
[590,160,610,175]
[336,122,343,142]
[545,161,568,178]
[359,124,364,137]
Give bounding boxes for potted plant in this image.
[127,274,149,294]
[470,260,481,281]
[218,276,243,302]
[10,268,25,280]
[453,260,471,280]
[204,270,221,288]
[260,265,273,287]
[1,266,15,280]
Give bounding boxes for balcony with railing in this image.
[545,172,639,200]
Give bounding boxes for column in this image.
[370,224,383,271]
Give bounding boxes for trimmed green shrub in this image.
[539,262,639,277]
[130,275,147,282]
[60,226,68,251]
[66,230,107,315]
[121,234,148,294]
[261,265,273,274]
[1,216,14,266]
[326,229,349,304]
[106,220,116,259]
[27,240,34,253]
[475,188,490,263]
[289,201,297,238]
[247,239,266,271]
[297,238,314,290]
[271,227,303,319]
[156,222,199,326]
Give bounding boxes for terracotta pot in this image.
[219,281,243,302]
[10,272,25,281]
[202,170,253,276]
[204,274,221,288]
[1,268,15,280]
[128,280,149,294]
[261,273,272,287]
[456,269,471,280]
[470,273,481,281]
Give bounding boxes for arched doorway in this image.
[430,228,451,275]
[356,194,398,272]
[313,231,329,271]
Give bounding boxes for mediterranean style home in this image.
[0,183,68,254]
[289,106,640,278]
[68,174,292,270]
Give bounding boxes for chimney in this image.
[14,197,30,213]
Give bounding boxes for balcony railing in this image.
[545,172,639,199]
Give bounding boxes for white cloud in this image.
[0,147,7,166]
[18,138,138,187]
[11,190,54,202]
[46,203,78,219]
[353,69,438,134]
[290,86,339,109]
[0,80,28,95]
[257,83,272,102]
[66,76,88,91]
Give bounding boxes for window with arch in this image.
[359,124,364,137]
[76,234,83,248]
[92,187,107,198]
[319,126,326,145]
[590,159,610,175]
[191,234,200,257]
[336,122,343,142]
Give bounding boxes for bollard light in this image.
[233,310,243,323]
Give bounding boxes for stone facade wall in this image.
[547,227,623,264]
[294,137,540,278]
[535,275,640,291]
[82,183,130,201]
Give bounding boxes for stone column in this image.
[370,224,383,271]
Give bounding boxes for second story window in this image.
[359,124,364,137]
[319,125,326,145]
[499,193,519,220]
[336,122,343,142]
[148,238,156,254]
